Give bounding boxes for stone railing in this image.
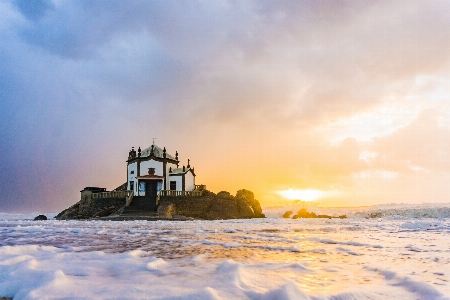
[92,190,133,199]
[194,184,206,191]
[125,192,134,207]
[159,190,203,197]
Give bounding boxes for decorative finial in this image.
[138,147,141,157]
[150,144,154,156]
[163,147,166,158]
[175,151,178,160]
[152,138,156,145]
[183,165,185,172]
[187,159,190,168]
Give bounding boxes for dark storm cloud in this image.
[14,0,54,22]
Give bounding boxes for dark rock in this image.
[33,215,47,221]
[282,211,293,218]
[206,198,239,220]
[202,190,216,197]
[92,207,120,218]
[317,214,332,219]
[56,203,80,220]
[290,208,347,219]
[158,202,175,218]
[59,187,265,221]
[159,189,264,220]
[294,208,317,218]
[216,191,235,200]
[236,198,255,218]
[236,189,265,218]
[56,196,126,220]
[158,195,213,219]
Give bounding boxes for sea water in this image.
[0,205,449,299]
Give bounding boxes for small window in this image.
[130,170,134,174]
[170,181,176,190]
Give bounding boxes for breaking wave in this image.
[265,204,450,219]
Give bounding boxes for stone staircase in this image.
[119,195,158,217]
[120,207,159,217]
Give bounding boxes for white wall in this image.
[166,162,177,190]
[139,160,163,176]
[127,162,138,195]
[129,160,181,194]
[168,175,182,191]
[185,172,195,191]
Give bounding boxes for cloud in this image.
[370,110,450,173]
[14,0,54,22]
[0,0,449,211]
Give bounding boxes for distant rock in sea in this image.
[33,215,47,221]
[289,208,346,219]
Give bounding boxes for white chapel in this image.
[126,143,196,198]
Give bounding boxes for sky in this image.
[0,0,449,212]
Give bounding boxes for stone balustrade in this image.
[194,184,206,191]
[92,190,133,199]
[159,190,203,197]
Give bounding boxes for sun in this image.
[276,189,325,201]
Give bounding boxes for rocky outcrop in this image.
[237,198,255,218]
[205,197,240,219]
[158,189,265,220]
[56,187,265,221]
[33,215,47,220]
[282,211,293,218]
[288,208,347,219]
[235,189,265,218]
[56,198,125,220]
[157,195,213,219]
[55,203,80,220]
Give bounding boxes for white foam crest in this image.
[261,281,311,300]
[364,266,447,299]
[0,213,449,298]
[146,258,167,271]
[352,206,450,220]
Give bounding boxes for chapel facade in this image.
[126,143,196,200]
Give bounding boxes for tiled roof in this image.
[169,167,192,174]
[140,144,176,160]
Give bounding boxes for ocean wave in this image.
[265,205,450,219]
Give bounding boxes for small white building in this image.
[127,143,196,198]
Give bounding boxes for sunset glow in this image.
[0,1,449,212]
[276,189,325,201]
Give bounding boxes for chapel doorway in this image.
[146,180,158,202]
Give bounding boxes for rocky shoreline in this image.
[56,189,265,221]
